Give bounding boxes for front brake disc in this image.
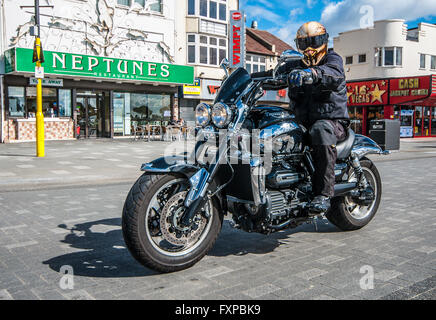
[159,191,207,246]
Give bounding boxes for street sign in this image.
[6,47,195,85]
[29,77,63,86]
[35,66,44,78]
[229,10,245,68]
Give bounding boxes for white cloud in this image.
[307,0,318,8]
[256,0,275,9]
[245,5,283,23]
[320,0,436,38]
[289,8,304,18]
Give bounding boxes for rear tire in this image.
[327,158,382,231]
[122,173,222,273]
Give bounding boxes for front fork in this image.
[180,102,248,228]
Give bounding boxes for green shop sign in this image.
[5,47,194,85]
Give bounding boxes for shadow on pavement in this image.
[0,154,36,157]
[43,217,340,277]
[43,218,158,278]
[208,219,340,257]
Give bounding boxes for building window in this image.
[26,87,57,118]
[345,56,353,65]
[420,54,426,69]
[375,47,402,67]
[149,0,162,12]
[188,0,195,15]
[358,54,366,63]
[246,55,266,73]
[384,47,394,66]
[58,89,72,117]
[188,0,227,21]
[431,56,436,70]
[8,86,25,117]
[117,0,162,12]
[187,33,227,66]
[113,92,171,136]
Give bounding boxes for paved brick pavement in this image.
[0,146,435,299]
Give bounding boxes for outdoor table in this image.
[165,125,182,141]
[148,124,163,141]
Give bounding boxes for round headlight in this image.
[195,103,211,127]
[211,102,232,128]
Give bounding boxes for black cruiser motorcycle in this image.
[122,50,389,273]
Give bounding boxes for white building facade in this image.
[334,20,436,138]
[1,0,194,142]
[178,0,238,122]
[0,0,239,142]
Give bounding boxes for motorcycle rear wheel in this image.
[327,158,382,231]
[122,173,222,273]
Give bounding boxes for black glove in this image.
[288,68,317,87]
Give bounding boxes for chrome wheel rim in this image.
[345,167,378,220]
[145,178,213,257]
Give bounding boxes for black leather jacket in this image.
[252,50,349,127]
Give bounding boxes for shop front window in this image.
[114,92,171,136]
[8,86,25,117]
[415,107,423,136]
[366,106,384,134]
[58,89,72,117]
[26,87,57,118]
[423,106,431,137]
[432,107,436,136]
[348,106,363,135]
[397,106,414,138]
[113,92,129,136]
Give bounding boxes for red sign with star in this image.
[347,80,388,106]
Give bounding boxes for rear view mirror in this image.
[279,50,304,62]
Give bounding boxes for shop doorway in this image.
[76,91,111,138]
[414,106,434,137]
[348,106,364,135]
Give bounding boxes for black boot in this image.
[308,195,331,214]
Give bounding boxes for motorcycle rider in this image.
[251,21,349,214]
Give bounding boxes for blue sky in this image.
[239,0,436,46]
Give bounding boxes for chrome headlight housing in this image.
[195,103,211,127]
[211,102,233,128]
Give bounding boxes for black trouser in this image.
[308,120,347,197]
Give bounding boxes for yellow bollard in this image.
[35,37,45,157]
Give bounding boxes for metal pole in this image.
[0,75,4,143]
[35,0,45,157]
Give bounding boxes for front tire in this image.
[122,173,222,273]
[327,158,382,231]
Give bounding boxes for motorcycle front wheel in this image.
[122,173,222,273]
[327,157,382,231]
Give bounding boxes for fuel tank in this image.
[244,105,295,129]
[245,105,305,155]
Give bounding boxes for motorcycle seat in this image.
[336,128,355,159]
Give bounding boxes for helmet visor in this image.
[295,33,329,51]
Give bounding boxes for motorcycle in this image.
[122,50,390,273]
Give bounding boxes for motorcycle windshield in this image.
[214,67,252,104]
